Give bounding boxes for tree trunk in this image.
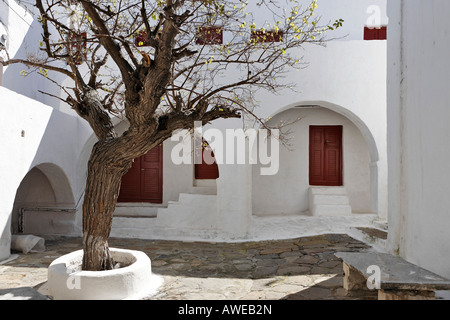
[81,143,129,271]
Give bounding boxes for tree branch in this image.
[1,58,76,80]
[80,0,135,89]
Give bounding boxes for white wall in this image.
[387,0,450,278]
[0,87,82,260]
[0,0,68,110]
[210,39,388,219]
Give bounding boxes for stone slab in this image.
[0,287,50,300]
[335,252,450,291]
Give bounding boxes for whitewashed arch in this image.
[260,100,382,215]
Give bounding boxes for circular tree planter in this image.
[47,248,162,300]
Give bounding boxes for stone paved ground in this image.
[0,233,378,300]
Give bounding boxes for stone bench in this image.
[335,252,450,300]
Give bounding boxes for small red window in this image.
[251,30,284,43]
[135,31,150,47]
[195,141,219,180]
[71,32,87,65]
[196,26,223,45]
[364,26,387,40]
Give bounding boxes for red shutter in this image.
[135,31,150,47]
[364,26,387,40]
[117,157,141,201]
[196,26,223,45]
[71,32,87,65]
[118,144,163,203]
[140,144,163,203]
[309,126,343,186]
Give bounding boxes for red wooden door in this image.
[309,126,343,186]
[118,144,163,203]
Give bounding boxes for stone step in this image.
[114,205,160,217]
[348,226,388,251]
[177,193,217,204]
[309,186,348,195]
[308,187,352,216]
[112,216,157,229]
[310,194,350,205]
[112,193,218,238]
[310,204,352,216]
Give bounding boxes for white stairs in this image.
[308,187,352,216]
[111,193,218,239]
[156,193,218,229]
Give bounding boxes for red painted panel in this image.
[117,157,141,201]
[118,144,163,203]
[196,26,223,45]
[71,32,87,65]
[140,144,163,203]
[309,126,343,186]
[364,26,387,40]
[195,142,219,180]
[135,31,150,47]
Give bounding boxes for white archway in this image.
[259,100,383,216]
[12,163,75,235]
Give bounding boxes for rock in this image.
[277,265,311,276]
[297,255,320,264]
[253,266,278,278]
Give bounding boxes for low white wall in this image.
[387,0,450,278]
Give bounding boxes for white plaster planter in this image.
[47,248,162,300]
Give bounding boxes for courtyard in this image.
[1,233,381,300]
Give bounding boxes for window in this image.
[71,32,87,65]
[135,31,150,47]
[364,26,387,40]
[251,30,284,43]
[195,140,219,180]
[196,26,223,45]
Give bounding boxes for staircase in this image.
[111,193,218,239]
[308,187,352,216]
[156,193,218,229]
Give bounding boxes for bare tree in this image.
[1,0,343,271]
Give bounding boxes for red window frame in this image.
[135,31,150,47]
[196,26,223,45]
[364,26,387,40]
[71,32,87,65]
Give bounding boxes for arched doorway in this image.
[252,103,383,217]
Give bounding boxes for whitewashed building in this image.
[387,0,450,279]
[0,0,389,261]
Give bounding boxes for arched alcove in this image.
[12,163,75,235]
[252,101,382,216]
